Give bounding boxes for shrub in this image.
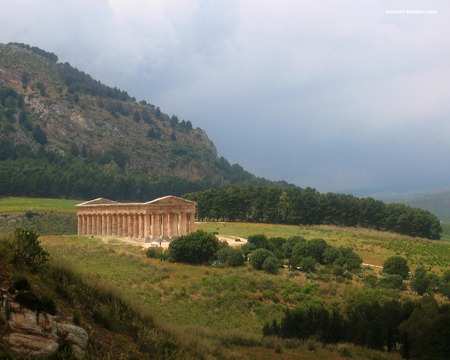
[248,234,270,249]
[262,256,282,274]
[291,238,329,267]
[146,247,163,259]
[411,267,431,295]
[216,247,245,267]
[299,256,317,273]
[383,256,410,279]
[249,249,273,270]
[282,236,306,259]
[364,274,378,288]
[168,230,220,264]
[240,242,257,256]
[13,277,30,291]
[12,228,49,273]
[379,274,403,290]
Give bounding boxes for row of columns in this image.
[77,212,195,241]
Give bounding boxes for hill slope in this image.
[0,43,288,200]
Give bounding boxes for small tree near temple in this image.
[12,228,49,273]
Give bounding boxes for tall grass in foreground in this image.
[49,259,247,360]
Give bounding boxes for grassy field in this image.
[39,234,402,359]
[0,197,80,213]
[198,222,450,273]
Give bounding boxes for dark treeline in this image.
[0,143,211,201]
[263,293,450,360]
[184,186,442,240]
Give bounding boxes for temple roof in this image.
[145,195,197,205]
[76,198,120,206]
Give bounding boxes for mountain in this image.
[346,185,450,222]
[0,43,292,200]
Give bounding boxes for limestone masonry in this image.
[76,195,196,241]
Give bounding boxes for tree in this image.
[12,228,49,273]
[262,256,282,274]
[249,248,273,270]
[282,236,306,259]
[247,234,269,249]
[299,256,317,273]
[411,267,431,295]
[32,125,48,145]
[383,256,410,279]
[215,247,245,267]
[291,238,329,267]
[379,274,404,290]
[168,230,220,264]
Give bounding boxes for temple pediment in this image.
[145,195,196,205]
[76,198,119,206]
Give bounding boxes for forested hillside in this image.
[185,186,442,239]
[0,42,286,199]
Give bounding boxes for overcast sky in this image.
[1,0,450,193]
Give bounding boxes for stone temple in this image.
[76,195,196,242]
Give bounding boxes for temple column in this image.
[150,213,156,239]
[86,215,92,235]
[116,214,122,236]
[133,214,137,238]
[154,213,160,239]
[122,214,128,237]
[127,214,132,237]
[101,215,107,235]
[77,215,82,235]
[180,212,187,235]
[96,214,101,235]
[171,213,178,237]
[112,214,117,236]
[144,213,149,240]
[106,215,112,235]
[187,212,195,234]
[93,215,98,235]
[83,215,88,235]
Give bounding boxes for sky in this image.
[1,0,450,193]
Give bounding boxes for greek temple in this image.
[76,196,196,242]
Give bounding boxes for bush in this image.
[411,267,431,295]
[379,274,403,290]
[13,277,30,291]
[249,249,273,270]
[383,256,410,279]
[240,242,257,256]
[299,256,317,273]
[168,231,220,264]
[248,234,270,249]
[146,247,165,259]
[15,292,57,315]
[12,228,49,273]
[262,256,282,274]
[282,236,306,259]
[291,238,329,267]
[215,247,245,267]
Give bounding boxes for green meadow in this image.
[3,197,450,359]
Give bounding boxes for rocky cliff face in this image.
[0,43,225,184]
[1,286,88,358]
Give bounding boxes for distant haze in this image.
[1,0,450,192]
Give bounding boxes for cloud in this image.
[1,0,450,192]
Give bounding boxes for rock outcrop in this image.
[1,287,88,358]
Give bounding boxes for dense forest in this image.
[263,293,450,360]
[184,186,442,239]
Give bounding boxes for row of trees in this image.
[0,155,209,201]
[185,186,442,239]
[263,292,450,359]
